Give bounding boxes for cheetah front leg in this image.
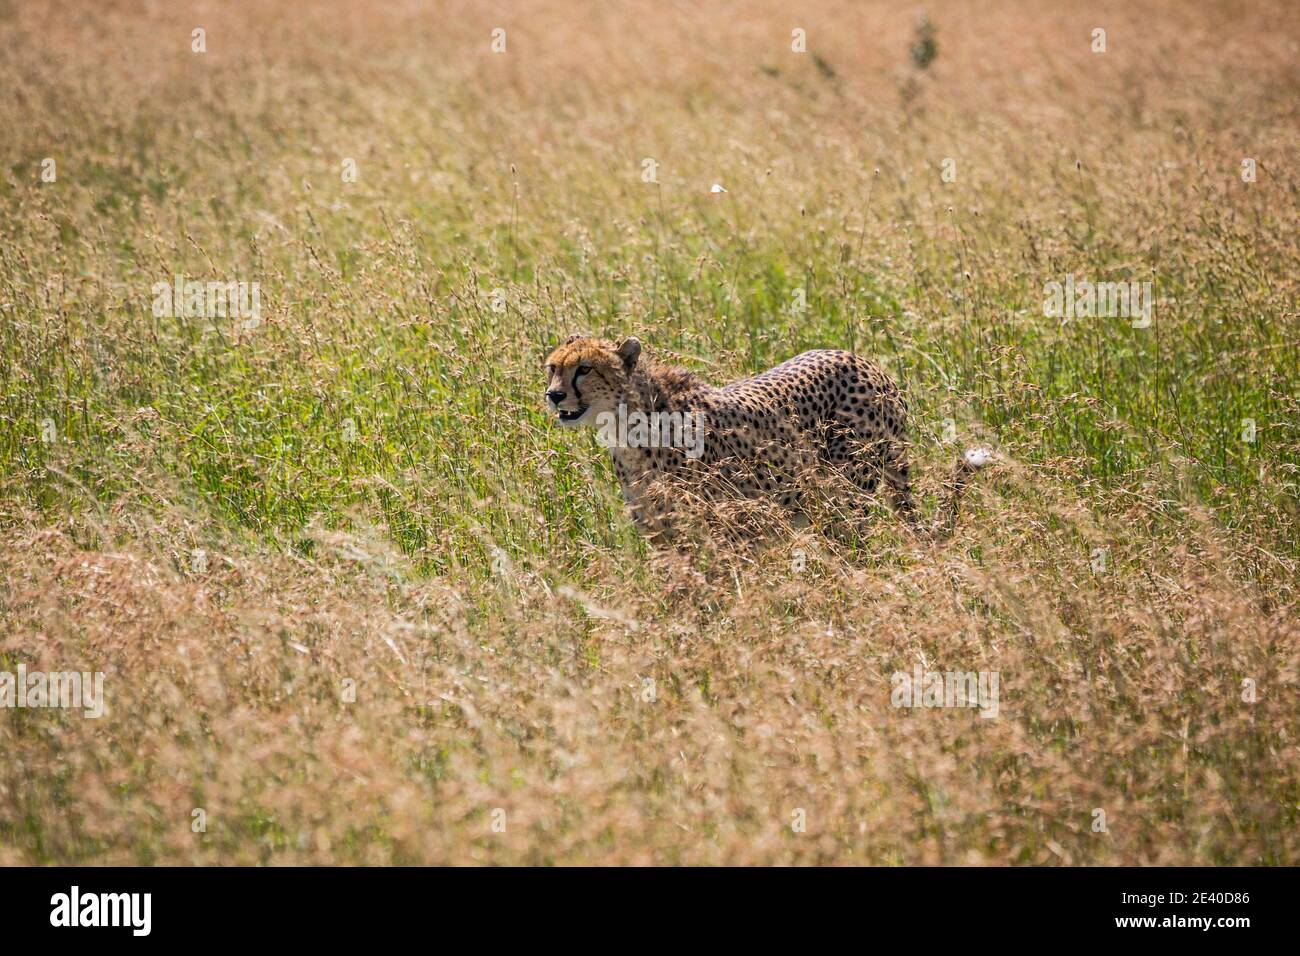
[617,470,680,543]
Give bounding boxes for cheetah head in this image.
[543,335,640,428]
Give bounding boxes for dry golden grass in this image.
[1,0,1297,864]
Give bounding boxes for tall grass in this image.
[1,0,1297,864]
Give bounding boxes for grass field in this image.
[1,0,1298,864]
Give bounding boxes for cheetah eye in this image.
[576,365,592,376]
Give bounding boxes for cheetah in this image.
[543,335,990,541]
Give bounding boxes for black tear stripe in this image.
[572,371,585,403]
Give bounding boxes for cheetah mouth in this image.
[556,405,589,423]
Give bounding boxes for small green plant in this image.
[911,14,938,70]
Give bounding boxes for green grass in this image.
[0,0,1297,865]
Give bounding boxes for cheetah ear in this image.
[617,337,641,371]
[564,334,585,345]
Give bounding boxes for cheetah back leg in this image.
[829,420,921,531]
[880,449,920,531]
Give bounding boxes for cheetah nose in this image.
[546,389,566,406]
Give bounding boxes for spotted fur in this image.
[544,335,989,541]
